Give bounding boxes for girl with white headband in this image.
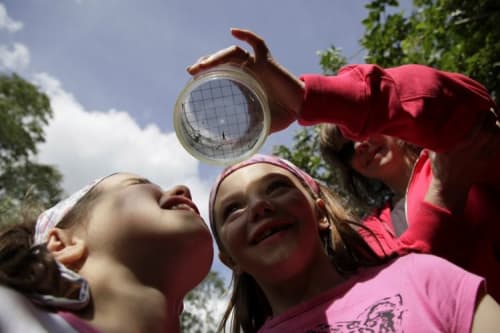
[0,172,213,333]
[209,154,499,332]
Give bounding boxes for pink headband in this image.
[33,177,104,245]
[208,154,320,226]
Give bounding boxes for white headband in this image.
[33,177,104,245]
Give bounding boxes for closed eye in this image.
[128,177,152,186]
[266,178,291,194]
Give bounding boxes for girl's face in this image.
[213,164,327,282]
[82,173,213,278]
[349,135,406,181]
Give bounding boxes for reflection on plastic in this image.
[174,66,270,165]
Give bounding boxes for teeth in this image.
[262,230,273,238]
[171,204,191,211]
[256,229,275,243]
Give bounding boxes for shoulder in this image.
[391,252,463,272]
[388,253,484,296]
[0,285,78,333]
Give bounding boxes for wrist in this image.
[425,177,470,213]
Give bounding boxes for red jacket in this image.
[299,64,500,301]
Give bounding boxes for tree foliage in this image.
[361,0,500,100]
[181,271,227,333]
[0,73,63,226]
[273,0,499,213]
[272,47,347,183]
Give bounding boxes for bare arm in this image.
[472,294,500,333]
[424,112,500,210]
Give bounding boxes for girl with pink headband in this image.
[209,154,499,332]
[0,172,213,332]
[189,28,500,303]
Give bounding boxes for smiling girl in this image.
[0,172,213,333]
[209,154,499,333]
[188,27,500,303]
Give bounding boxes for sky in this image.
[0,0,412,285]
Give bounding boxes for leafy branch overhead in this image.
[273,0,499,216]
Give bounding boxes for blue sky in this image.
[0,0,411,283]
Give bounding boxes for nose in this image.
[353,141,370,154]
[166,185,192,199]
[249,196,274,222]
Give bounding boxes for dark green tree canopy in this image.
[274,0,499,215]
[361,0,499,100]
[0,73,63,226]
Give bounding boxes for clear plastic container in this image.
[174,65,270,166]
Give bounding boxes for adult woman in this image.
[0,173,213,332]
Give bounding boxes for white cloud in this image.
[32,71,233,290]
[0,43,30,71]
[32,72,212,220]
[0,3,23,32]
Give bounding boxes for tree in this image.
[0,73,63,226]
[181,271,227,333]
[273,49,369,216]
[361,0,500,100]
[273,46,346,182]
[274,0,499,213]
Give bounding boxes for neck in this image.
[78,261,183,333]
[382,154,416,199]
[258,252,343,316]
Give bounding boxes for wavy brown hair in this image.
[319,123,422,211]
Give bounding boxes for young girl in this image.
[209,154,499,333]
[187,28,500,301]
[0,172,213,332]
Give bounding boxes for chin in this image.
[180,238,214,291]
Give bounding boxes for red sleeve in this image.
[299,64,496,152]
[358,203,402,258]
[399,201,458,255]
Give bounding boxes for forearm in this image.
[299,64,496,151]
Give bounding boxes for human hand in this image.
[186,28,305,134]
[425,109,500,210]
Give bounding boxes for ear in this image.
[46,228,87,268]
[218,252,240,272]
[315,198,330,231]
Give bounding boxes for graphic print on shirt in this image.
[306,294,406,333]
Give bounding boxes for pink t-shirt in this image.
[259,253,483,333]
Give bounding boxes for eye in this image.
[129,177,152,186]
[266,178,291,194]
[222,202,241,223]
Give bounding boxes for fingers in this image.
[230,28,270,62]
[186,45,251,75]
[186,28,270,76]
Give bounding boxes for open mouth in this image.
[160,197,200,215]
[251,223,292,245]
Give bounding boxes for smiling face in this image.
[212,164,327,283]
[80,173,213,286]
[349,135,407,182]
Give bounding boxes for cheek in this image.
[217,222,245,255]
[350,157,365,174]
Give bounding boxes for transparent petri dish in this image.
[174,65,270,166]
